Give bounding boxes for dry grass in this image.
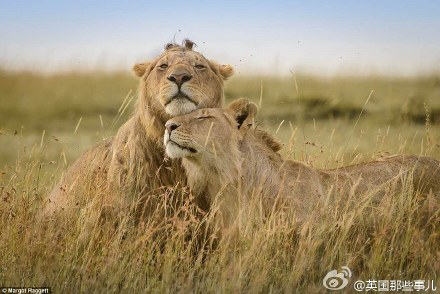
[0,70,439,292]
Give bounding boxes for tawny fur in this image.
[164,101,440,230]
[164,102,323,228]
[43,40,235,219]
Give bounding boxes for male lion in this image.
[43,40,235,218]
[164,100,440,230]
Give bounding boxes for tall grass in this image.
[1,146,438,292]
[0,70,439,292]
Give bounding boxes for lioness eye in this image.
[159,64,168,69]
[197,115,212,120]
[195,64,206,70]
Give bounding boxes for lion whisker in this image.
[204,121,214,147]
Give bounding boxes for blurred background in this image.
[1,0,440,168]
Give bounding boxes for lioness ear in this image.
[132,62,150,77]
[218,64,234,80]
[226,98,258,129]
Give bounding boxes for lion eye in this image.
[159,64,168,69]
[195,64,206,70]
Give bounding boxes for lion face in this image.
[164,98,259,164]
[134,42,234,119]
[164,108,239,160]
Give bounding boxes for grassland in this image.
[0,69,439,292]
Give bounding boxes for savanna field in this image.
[1,69,439,292]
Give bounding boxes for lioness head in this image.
[164,99,281,164]
[134,39,234,120]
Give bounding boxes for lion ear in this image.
[132,62,151,77]
[218,64,234,80]
[226,98,258,129]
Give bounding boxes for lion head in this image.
[164,99,281,165]
[133,39,234,124]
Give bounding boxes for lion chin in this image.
[164,98,197,116]
[162,84,199,116]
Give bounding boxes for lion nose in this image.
[167,73,192,87]
[165,121,180,134]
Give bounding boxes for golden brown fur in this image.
[43,40,235,218]
[164,101,323,229]
[164,101,440,230]
[320,154,440,202]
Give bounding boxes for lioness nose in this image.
[167,72,192,87]
[165,121,180,134]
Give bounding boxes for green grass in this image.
[0,70,439,292]
[0,70,136,166]
[1,70,439,166]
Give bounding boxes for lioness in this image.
[43,40,235,218]
[164,101,440,228]
[164,101,324,228]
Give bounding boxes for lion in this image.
[163,100,440,230]
[42,40,235,219]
